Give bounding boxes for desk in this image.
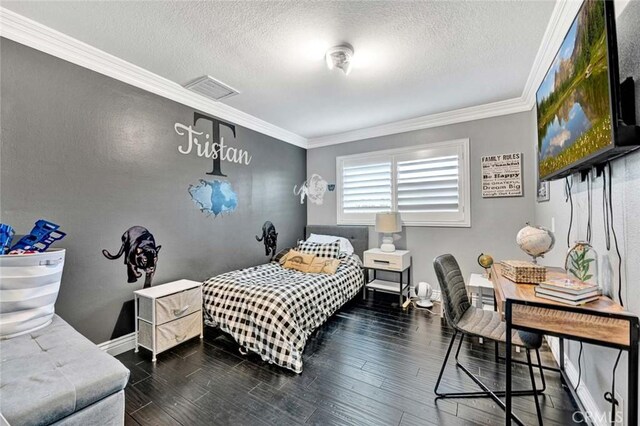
[491,264,639,426]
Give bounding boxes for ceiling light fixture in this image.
[325,44,354,75]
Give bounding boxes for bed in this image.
[202,225,368,373]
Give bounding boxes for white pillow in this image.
[307,233,355,255]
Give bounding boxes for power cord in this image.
[565,176,574,248]
[604,350,623,426]
[605,162,624,307]
[574,342,584,392]
[408,297,438,315]
[586,171,593,244]
[602,166,611,250]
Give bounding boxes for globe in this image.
[516,223,555,263]
[477,253,494,269]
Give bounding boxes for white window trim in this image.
[336,138,471,228]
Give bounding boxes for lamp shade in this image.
[375,212,402,233]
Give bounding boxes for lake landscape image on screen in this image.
[536,0,612,179]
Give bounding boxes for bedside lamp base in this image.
[380,235,396,253]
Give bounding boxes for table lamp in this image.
[375,212,402,252]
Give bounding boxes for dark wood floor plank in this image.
[124,383,152,415]
[130,402,181,426]
[273,370,404,426]
[132,377,214,426]
[250,381,318,421]
[232,359,295,390]
[118,294,584,426]
[399,410,474,426]
[304,407,367,426]
[304,353,384,388]
[124,412,141,426]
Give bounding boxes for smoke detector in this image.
[184,75,239,101]
[325,44,354,75]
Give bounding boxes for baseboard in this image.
[98,332,136,356]
[547,336,609,426]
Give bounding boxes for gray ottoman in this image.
[0,315,130,425]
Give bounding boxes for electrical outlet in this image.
[614,390,624,425]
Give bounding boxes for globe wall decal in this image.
[516,223,555,264]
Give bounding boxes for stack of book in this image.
[535,278,601,306]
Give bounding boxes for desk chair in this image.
[433,254,545,426]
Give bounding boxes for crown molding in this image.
[521,0,583,108]
[0,7,308,149]
[307,96,531,148]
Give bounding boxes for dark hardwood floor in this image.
[117,294,583,426]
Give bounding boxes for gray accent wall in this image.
[535,2,640,422]
[0,39,307,344]
[307,111,537,290]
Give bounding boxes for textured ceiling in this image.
[2,1,556,140]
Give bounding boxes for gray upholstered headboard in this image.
[304,225,369,259]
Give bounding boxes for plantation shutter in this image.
[396,155,460,213]
[341,159,392,215]
[337,140,469,227]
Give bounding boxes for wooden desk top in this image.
[492,264,627,315]
[491,263,636,347]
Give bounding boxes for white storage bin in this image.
[0,249,65,339]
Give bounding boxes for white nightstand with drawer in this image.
[363,249,412,306]
[134,279,203,362]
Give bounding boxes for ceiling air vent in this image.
[184,75,239,101]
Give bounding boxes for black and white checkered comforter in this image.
[202,253,364,373]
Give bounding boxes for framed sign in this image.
[481,152,523,198]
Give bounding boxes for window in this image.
[336,139,470,227]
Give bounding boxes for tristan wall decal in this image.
[177,112,245,217]
[294,174,328,205]
[256,221,278,260]
[175,112,252,176]
[102,226,161,288]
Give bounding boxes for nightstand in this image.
[363,248,412,306]
[134,279,203,362]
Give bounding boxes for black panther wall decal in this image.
[102,226,161,288]
[255,221,278,260]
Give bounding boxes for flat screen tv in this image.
[536,0,639,181]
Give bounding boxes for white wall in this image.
[534,1,640,423]
[307,111,537,290]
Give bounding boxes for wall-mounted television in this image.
[536,0,639,181]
